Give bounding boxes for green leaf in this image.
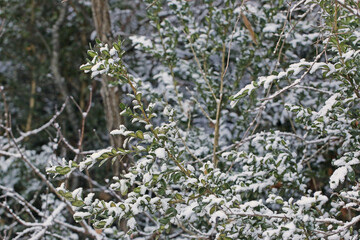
[174,193,182,200]
[198,187,206,195]
[74,216,83,222]
[210,205,216,214]
[136,93,142,102]
[111,148,117,154]
[159,218,169,225]
[55,166,71,175]
[136,130,144,139]
[348,169,356,182]
[119,75,128,82]
[71,162,78,167]
[87,50,97,58]
[173,172,182,183]
[79,64,92,71]
[95,221,106,229]
[158,188,165,196]
[113,43,121,52]
[98,158,108,167]
[133,187,141,194]
[119,103,126,110]
[64,192,74,201]
[165,207,177,217]
[72,200,84,207]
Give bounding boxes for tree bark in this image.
[91,0,125,176]
[51,3,79,132]
[91,0,127,232]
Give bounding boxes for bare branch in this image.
[1,99,68,151]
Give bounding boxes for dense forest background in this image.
[1,0,360,239]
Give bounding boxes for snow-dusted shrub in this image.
[48,0,360,239]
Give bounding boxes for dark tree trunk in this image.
[91,0,128,232]
[91,0,126,176]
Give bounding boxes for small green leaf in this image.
[158,188,165,196]
[175,193,182,200]
[74,216,83,222]
[159,218,169,225]
[72,200,84,207]
[210,205,216,214]
[119,103,126,110]
[71,162,79,167]
[119,75,128,82]
[136,93,142,101]
[55,166,71,175]
[199,187,206,195]
[136,130,144,139]
[95,221,106,229]
[133,187,141,194]
[113,43,121,52]
[64,192,74,201]
[80,64,92,71]
[87,50,97,58]
[98,158,108,167]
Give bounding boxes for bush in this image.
[3,0,360,239]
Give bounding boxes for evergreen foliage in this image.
[1,0,360,239]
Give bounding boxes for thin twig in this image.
[1,99,68,151]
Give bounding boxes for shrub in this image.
[3,0,360,239]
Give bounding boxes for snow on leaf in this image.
[330,166,348,189]
[210,210,228,223]
[79,148,111,171]
[317,93,340,117]
[155,148,166,159]
[129,35,152,49]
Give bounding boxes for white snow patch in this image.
[330,166,348,189]
[263,23,280,32]
[210,210,228,223]
[129,35,152,49]
[155,148,166,159]
[317,93,340,117]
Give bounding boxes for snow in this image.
[143,172,152,183]
[72,187,83,199]
[317,93,340,117]
[178,201,198,220]
[118,179,128,195]
[263,23,280,32]
[330,166,348,189]
[109,47,117,56]
[155,148,166,159]
[84,193,95,205]
[282,222,296,240]
[73,211,91,219]
[28,203,67,240]
[129,35,152,49]
[110,125,134,136]
[99,44,109,53]
[296,196,316,209]
[231,81,257,107]
[79,148,111,171]
[210,210,228,223]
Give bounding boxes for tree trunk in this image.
[91,0,125,176]
[91,0,127,232]
[51,3,79,132]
